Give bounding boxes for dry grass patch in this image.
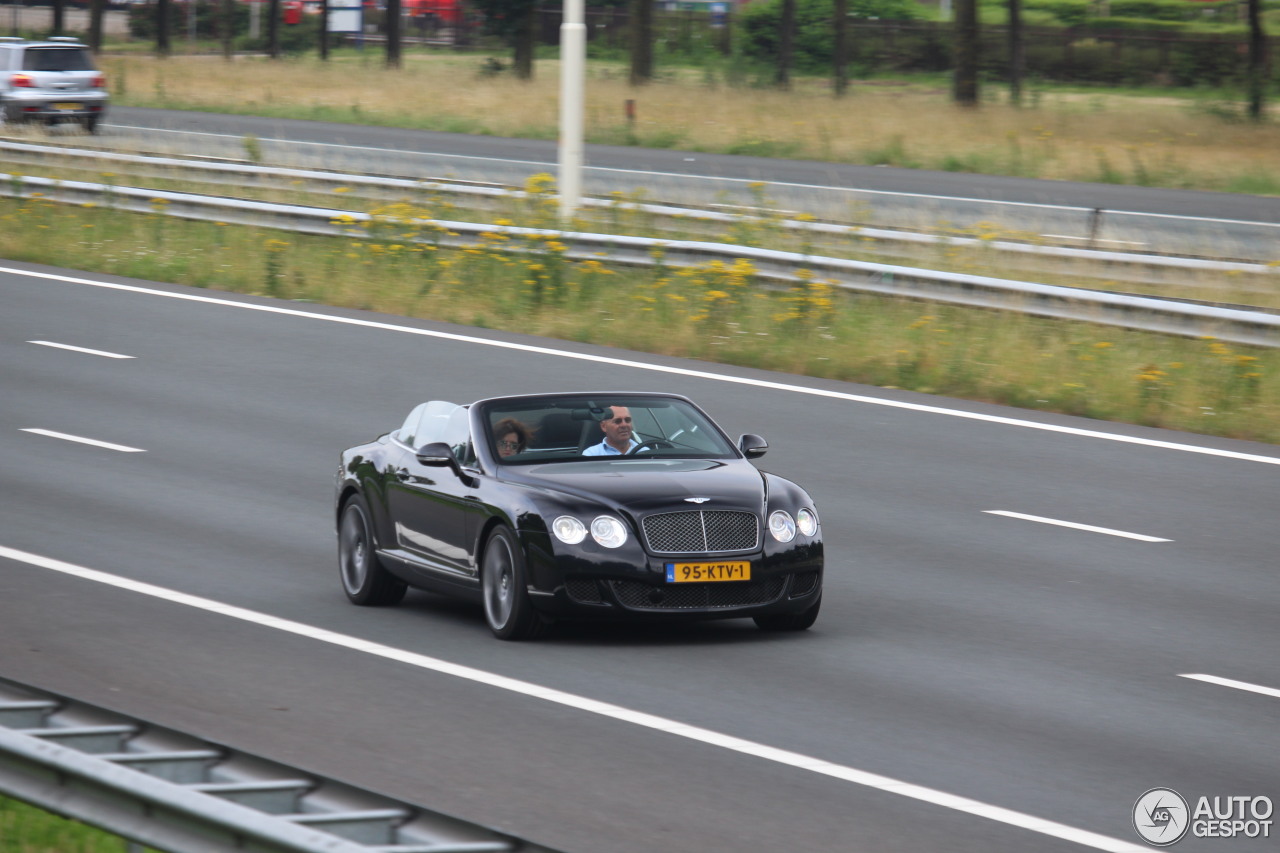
[104,52,1280,193]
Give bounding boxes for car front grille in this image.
[641,510,759,554]
[609,576,786,611]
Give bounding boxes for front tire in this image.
[481,526,546,640]
[753,594,820,632]
[338,494,407,606]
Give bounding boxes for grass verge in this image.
[0,794,133,853]
[99,52,1280,196]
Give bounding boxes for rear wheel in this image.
[753,594,820,632]
[82,115,99,134]
[338,494,407,606]
[481,526,546,640]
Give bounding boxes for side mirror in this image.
[416,441,478,487]
[738,434,768,459]
[415,441,456,466]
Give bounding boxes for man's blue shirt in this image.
[582,437,640,456]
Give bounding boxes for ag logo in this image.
[1134,788,1190,846]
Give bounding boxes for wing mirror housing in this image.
[416,442,477,486]
[738,434,768,459]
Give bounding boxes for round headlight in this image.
[590,515,629,549]
[797,508,819,537]
[768,510,796,543]
[551,515,587,545]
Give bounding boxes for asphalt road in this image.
[2,259,1278,852]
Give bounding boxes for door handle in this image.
[395,468,412,482]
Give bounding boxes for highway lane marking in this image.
[1180,673,1280,700]
[19,429,146,453]
[27,340,135,359]
[0,543,1147,853]
[983,511,1171,542]
[8,265,1280,469]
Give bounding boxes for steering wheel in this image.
[630,439,676,454]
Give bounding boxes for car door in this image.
[385,403,481,578]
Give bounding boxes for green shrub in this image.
[1024,0,1092,26]
[1109,0,1234,20]
[128,1,249,40]
[1081,16,1190,30]
[738,0,923,72]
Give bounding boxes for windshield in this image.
[480,395,737,464]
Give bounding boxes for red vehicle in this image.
[403,0,464,24]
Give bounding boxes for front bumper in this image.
[527,545,824,621]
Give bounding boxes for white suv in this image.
[0,36,108,133]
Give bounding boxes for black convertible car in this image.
[335,392,823,639]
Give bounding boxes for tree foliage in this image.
[738,0,921,73]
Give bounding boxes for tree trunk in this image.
[385,0,401,68]
[267,0,281,59]
[630,0,654,85]
[1008,0,1023,105]
[776,0,795,88]
[952,0,979,106]
[88,0,105,51]
[833,0,848,96]
[221,0,235,59]
[514,2,536,80]
[52,0,66,35]
[319,0,329,61]
[1246,0,1266,121]
[156,0,171,57]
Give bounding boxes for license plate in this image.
[665,561,751,583]
[53,103,82,111]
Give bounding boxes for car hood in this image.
[502,458,767,514]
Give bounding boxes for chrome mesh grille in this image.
[609,576,786,610]
[641,511,759,554]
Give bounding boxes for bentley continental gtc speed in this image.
[335,392,823,640]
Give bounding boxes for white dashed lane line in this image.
[984,511,1172,542]
[27,340,136,359]
[1180,674,1280,700]
[20,429,146,453]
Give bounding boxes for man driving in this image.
[582,406,641,456]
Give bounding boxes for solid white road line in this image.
[6,265,1280,469]
[0,543,1147,853]
[1179,673,1280,700]
[20,429,146,453]
[983,511,1171,542]
[28,340,135,359]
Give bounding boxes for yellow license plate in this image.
[665,561,751,583]
[53,103,82,111]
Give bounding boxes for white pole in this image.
[558,0,585,221]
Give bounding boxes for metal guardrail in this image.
[0,676,559,853]
[3,138,1277,274]
[3,171,1279,347]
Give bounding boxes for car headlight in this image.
[797,508,819,537]
[768,510,796,543]
[551,515,587,545]
[590,515,628,548]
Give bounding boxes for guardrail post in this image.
[1088,207,1102,249]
